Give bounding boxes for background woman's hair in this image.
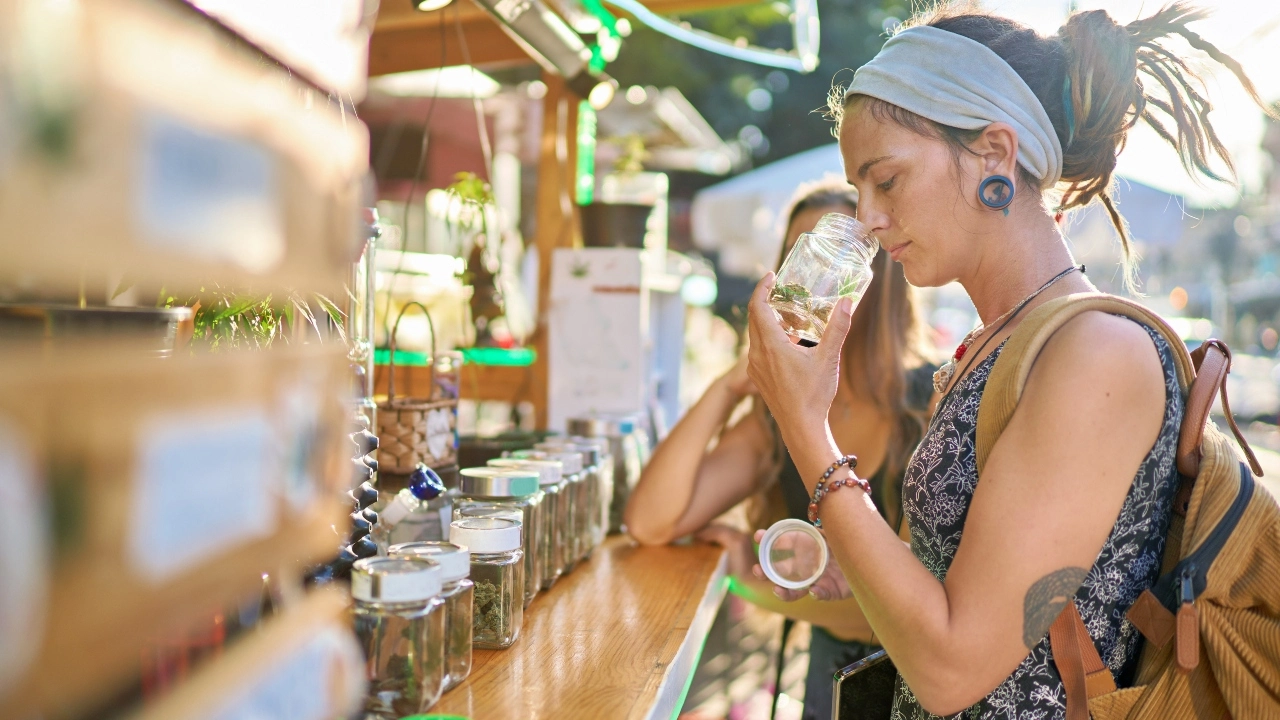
[747,181,932,530]
[828,2,1276,290]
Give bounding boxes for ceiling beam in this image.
[370,0,757,75]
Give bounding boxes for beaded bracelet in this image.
[807,455,871,528]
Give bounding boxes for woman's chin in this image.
[900,259,943,288]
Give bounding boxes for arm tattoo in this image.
[1022,567,1088,650]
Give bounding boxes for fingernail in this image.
[840,296,854,318]
[774,587,785,599]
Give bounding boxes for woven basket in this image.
[377,302,458,474]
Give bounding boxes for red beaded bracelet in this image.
[808,457,872,528]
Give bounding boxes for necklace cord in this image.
[944,265,1082,395]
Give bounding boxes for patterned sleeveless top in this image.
[891,320,1184,720]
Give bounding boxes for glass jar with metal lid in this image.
[522,447,584,570]
[570,436,614,547]
[509,450,576,579]
[488,457,565,590]
[457,467,543,606]
[450,517,524,649]
[537,441,598,561]
[387,541,474,692]
[351,556,447,717]
[567,415,639,534]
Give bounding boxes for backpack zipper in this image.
[1151,462,1255,612]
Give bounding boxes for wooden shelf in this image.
[433,536,728,719]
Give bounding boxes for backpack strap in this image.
[1180,340,1264,480]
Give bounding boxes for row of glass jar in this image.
[351,515,525,718]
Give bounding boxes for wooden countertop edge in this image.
[635,549,729,720]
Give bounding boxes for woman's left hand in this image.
[751,529,855,601]
[746,272,855,444]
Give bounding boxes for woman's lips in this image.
[887,241,909,260]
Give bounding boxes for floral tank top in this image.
[892,320,1184,720]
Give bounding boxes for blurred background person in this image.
[626,180,937,720]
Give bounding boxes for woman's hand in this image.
[746,272,854,446]
[751,528,854,601]
[696,524,756,575]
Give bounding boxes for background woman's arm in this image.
[625,357,772,545]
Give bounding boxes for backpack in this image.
[974,293,1280,720]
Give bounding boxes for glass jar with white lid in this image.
[387,541,474,692]
[351,556,446,717]
[487,457,564,590]
[456,466,543,606]
[450,517,524,649]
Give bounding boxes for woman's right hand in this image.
[752,529,854,602]
[722,353,757,397]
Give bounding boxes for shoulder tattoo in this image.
[1022,567,1088,650]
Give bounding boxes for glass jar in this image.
[567,415,640,534]
[351,556,446,717]
[571,436,613,547]
[537,442,596,561]
[450,518,524,649]
[529,448,584,570]
[509,450,574,581]
[387,541,474,692]
[489,457,565,590]
[768,212,878,345]
[456,467,543,607]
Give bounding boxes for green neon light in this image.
[374,347,536,367]
[580,0,621,37]
[577,100,597,206]
[670,575,730,719]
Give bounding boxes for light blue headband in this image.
[846,26,1063,185]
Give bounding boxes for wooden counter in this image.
[433,536,729,720]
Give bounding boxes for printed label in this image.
[0,418,47,695]
[137,111,285,274]
[130,408,276,581]
[208,626,366,720]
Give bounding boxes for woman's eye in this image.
[878,177,896,192]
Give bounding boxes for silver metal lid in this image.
[351,556,442,602]
[566,417,610,437]
[459,466,540,497]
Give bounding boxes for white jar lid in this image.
[387,541,470,582]
[536,450,582,475]
[351,556,442,602]
[488,458,563,485]
[757,519,829,590]
[450,517,522,553]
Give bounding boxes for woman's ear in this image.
[971,122,1020,177]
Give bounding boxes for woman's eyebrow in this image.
[857,155,893,179]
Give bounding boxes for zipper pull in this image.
[1176,565,1200,672]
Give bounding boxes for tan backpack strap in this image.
[1181,340,1264,477]
[975,293,1194,475]
[1050,602,1117,720]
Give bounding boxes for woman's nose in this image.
[856,203,890,235]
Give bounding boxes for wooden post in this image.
[532,73,582,429]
